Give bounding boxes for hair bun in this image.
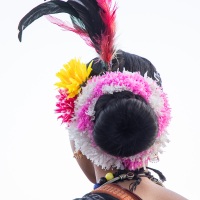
[93,91,158,157]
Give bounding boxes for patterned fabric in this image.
[74,192,118,200]
[73,183,143,200]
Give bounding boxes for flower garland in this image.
[55,58,171,170]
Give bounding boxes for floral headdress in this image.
[18,0,171,170]
[55,60,171,170]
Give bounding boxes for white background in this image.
[0,0,200,199]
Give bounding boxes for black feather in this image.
[18,0,78,42]
[67,0,105,53]
[18,0,115,61]
[69,0,104,34]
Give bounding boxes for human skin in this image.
[71,140,188,200]
[70,140,96,183]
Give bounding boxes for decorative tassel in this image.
[147,167,166,182]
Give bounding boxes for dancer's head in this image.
[18,0,170,170]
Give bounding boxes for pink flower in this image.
[55,89,76,125]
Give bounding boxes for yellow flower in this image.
[55,58,92,98]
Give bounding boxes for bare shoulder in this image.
[133,179,188,200]
[155,186,188,200]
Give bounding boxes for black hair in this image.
[93,91,158,157]
[89,49,162,87]
[91,50,160,157]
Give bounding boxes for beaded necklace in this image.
[94,167,166,192]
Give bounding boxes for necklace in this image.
[94,167,166,192]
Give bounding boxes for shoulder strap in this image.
[92,183,143,200]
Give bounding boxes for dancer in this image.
[18,0,187,199]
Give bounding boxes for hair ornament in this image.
[55,58,92,124]
[55,65,171,170]
[18,0,117,67]
[55,58,93,98]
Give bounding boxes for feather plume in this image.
[46,15,94,47]
[18,0,117,67]
[96,0,117,65]
[18,1,79,42]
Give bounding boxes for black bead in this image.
[98,177,107,185]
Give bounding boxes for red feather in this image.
[96,0,117,65]
[46,15,94,48]
[46,0,117,68]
